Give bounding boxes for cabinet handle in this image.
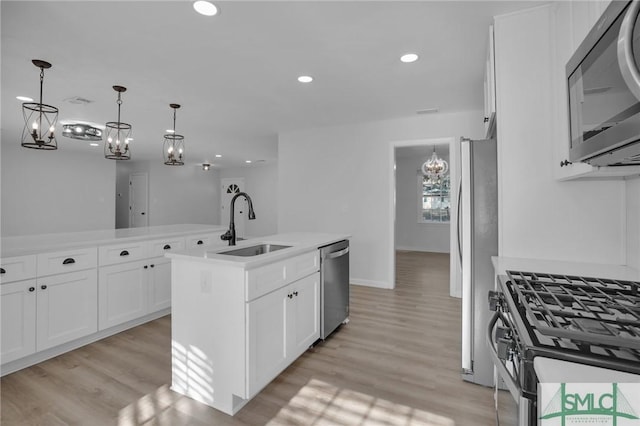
[287,293,293,299]
[41,285,47,290]
[163,244,171,250]
[120,250,129,257]
[560,159,572,167]
[144,265,148,269]
[28,287,35,292]
[150,264,155,268]
[197,240,204,245]
[483,117,489,123]
[293,291,298,297]
[62,258,76,265]
[0,268,5,274]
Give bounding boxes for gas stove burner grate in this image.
[506,270,640,351]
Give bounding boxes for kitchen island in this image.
[166,232,349,415]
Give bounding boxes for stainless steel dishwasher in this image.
[319,240,349,339]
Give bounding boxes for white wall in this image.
[494,5,626,265]
[278,111,483,289]
[395,152,450,253]
[116,160,221,228]
[220,162,278,238]
[627,177,640,271]
[1,143,115,236]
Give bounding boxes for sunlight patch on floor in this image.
[268,378,456,426]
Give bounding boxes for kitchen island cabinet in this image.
[167,232,347,416]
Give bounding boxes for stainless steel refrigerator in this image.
[458,137,498,387]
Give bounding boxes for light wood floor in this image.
[1,251,500,425]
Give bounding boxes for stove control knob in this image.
[497,338,514,361]
[488,291,502,311]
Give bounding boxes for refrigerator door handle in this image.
[457,181,463,264]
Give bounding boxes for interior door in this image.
[221,178,246,239]
[129,173,148,228]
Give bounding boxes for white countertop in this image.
[492,256,640,281]
[166,232,350,269]
[1,224,227,257]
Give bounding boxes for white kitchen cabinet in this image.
[484,25,496,139]
[0,255,37,284]
[147,256,171,313]
[0,280,36,363]
[185,232,225,249]
[247,272,319,398]
[98,260,148,330]
[36,269,97,351]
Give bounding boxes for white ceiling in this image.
[1,1,541,169]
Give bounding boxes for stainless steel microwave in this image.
[567,0,640,167]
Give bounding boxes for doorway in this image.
[221,178,247,239]
[129,172,148,228]
[390,137,460,297]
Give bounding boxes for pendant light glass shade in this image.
[21,60,58,150]
[163,103,184,166]
[421,147,448,178]
[104,86,131,160]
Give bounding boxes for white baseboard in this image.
[395,246,451,254]
[350,278,393,289]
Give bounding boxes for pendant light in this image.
[422,146,449,178]
[163,103,184,166]
[21,60,58,150]
[104,86,132,160]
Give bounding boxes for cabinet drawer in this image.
[99,242,148,266]
[37,248,97,276]
[246,262,287,302]
[286,251,319,283]
[149,237,185,257]
[245,251,320,302]
[0,255,37,284]
[185,233,223,249]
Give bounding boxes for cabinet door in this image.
[98,260,147,330]
[36,270,98,351]
[289,273,320,360]
[246,286,288,398]
[148,256,171,313]
[1,280,36,363]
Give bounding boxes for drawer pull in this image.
[144,265,148,269]
[41,285,47,290]
[29,287,35,292]
[150,264,155,268]
[293,291,298,297]
[62,258,76,265]
[0,268,5,274]
[197,240,204,245]
[120,250,130,257]
[163,244,171,250]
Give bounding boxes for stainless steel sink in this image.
[218,244,291,257]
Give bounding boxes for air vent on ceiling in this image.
[64,96,93,105]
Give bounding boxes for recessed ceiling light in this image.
[215,154,222,158]
[166,129,175,133]
[16,95,33,102]
[193,1,218,16]
[245,160,252,163]
[400,53,419,63]
[90,143,99,147]
[297,76,313,83]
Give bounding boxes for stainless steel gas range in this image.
[488,270,640,425]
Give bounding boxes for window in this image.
[418,174,450,223]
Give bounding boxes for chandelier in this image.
[104,86,132,160]
[21,59,58,150]
[163,104,184,166]
[421,147,449,179]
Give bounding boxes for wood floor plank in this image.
[1,251,501,425]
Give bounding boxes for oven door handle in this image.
[487,311,521,402]
[618,0,640,101]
